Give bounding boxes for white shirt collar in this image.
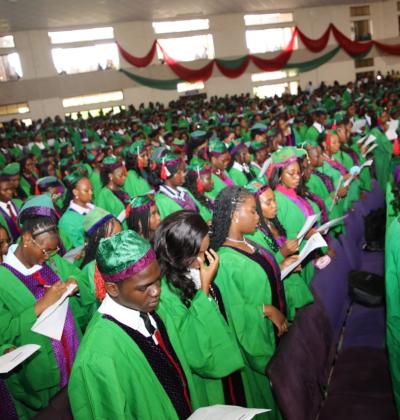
[250,161,262,170]
[0,200,16,216]
[313,122,324,133]
[232,161,244,172]
[3,244,42,276]
[69,201,94,215]
[98,294,158,341]
[159,185,186,200]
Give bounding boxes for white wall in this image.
[1,0,400,121]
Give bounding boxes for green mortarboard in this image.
[102,156,123,170]
[187,160,211,176]
[249,140,268,152]
[334,111,347,122]
[128,140,147,156]
[60,158,72,168]
[208,139,228,156]
[37,176,60,191]
[190,130,207,140]
[18,193,57,225]
[3,162,20,176]
[64,170,85,188]
[96,230,156,283]
[245,179,269,196]
[128,195,154,214]
[267,127,280,138]
[83,208,114,237]
[294,148,307,158]
[251,123,268,133]
[70,163,89,176]
[271,147,298,167]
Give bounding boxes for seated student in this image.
[123,140,152,198]
[0,173,22,244]
[80,208,122,313]
[95,156,129,229]
[249,140,269,183]
[19,155,38,198]
[184,161,214,223]
[210,186,287,419]
[2,162,23,200]
[154,153,201,220]
[0,194,86,419]
[0,224,10,262]
[228,141,253,187]
[59,171,94,249]
[154,211,245,407]
[386,184,400,417]
[245,181,314,321]
[69,230,199,420]
[126,195,160,242]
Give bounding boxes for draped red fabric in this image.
[297,25,331,53]
[374,41,400,55]
[330,25,373,56]
[250,27,298,71]
[117,40,158,67]
[215,56,251,78]
[158,43,215,82]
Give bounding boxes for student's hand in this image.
[305,228,317,240]
[263,305,289,337]
[34,281,67,316]
[198,249,219,295]
[343,173,352,181]
[280,239,299,257]
[338,187,348,197]
[280,255,300,270]
[65,278,79,295]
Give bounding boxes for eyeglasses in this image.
[32,238,60,258]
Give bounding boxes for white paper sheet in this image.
[187,405,270,420]
[386,119,399,141]
[360,159,373,170]
[0,344,41,374]
[343,174,356,188]
[281,233,327,280]
[362,143,378,157]
[363,134,376,148]
[315,215,348,235]
[351,119,367,134]
[296,213,320,243]
[357,135,368,145]
[329,175,344,211]
[63,246,84,263]
[31,284,77,340]
[259,157,272,179]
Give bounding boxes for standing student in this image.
[0,195,85,419]
[154,211,245,407]
[69,230,199,419]
[210,186,287,420]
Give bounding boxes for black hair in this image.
[125,152,140,173]
[269,166,283,190]
[127,205,152,241]
[100,165,116,187]
[82,217,119,266]
[184,171,211,209]
[209,186,252,251]
[21,215,58,238]
[62,176,89,213]
[153,210,208,307]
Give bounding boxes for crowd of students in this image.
[0,74,399,419]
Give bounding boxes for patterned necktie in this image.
[6,203,17,225]
[140,311,155,335]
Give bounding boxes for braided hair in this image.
[127,205,152,241]
[153,210,208,307]
[184,171,211,209]
[21,215,58,238]
[210,186,252,251]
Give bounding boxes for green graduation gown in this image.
[157,278,244,406]
[0,199,23,242]
[215,246,282,420]
[385,218,400,416]
[68,310,200,419]
[371,127,393,191]
[123,170,152,198]
[228,165,251,187]
[205,173,234,201]
[95,187,128,229]
[89,171,102,201]
[58,208,86,249]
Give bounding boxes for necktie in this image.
[6,203,17,225]
[140,312,155,336]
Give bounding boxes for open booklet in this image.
[329,175,344,211]
[315,215,348,235]
[63,245,84,263]
[296,213,320,244]
[362,143,378,157]
[259,157,272,179]
[31,283,77,340]
[187,405,270,420]
[0,344,41,374]
[281,233,327,280]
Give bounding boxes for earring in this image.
[235,218,239,224]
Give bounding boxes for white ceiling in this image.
[0,0,380,33]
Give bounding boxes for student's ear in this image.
[22,231,33,247]
[105,282,119,298]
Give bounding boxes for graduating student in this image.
[19,155,38,198]
[126,195,160,242]
[210,186,287,419]
[0,195,85,419]
[95,156,129,228]
[249,141,269,183]
[228,141,253,187]
[69,230,199,419]
[0,173,22,244]
[154,153,201,220]
[154,211,245,407]
[0,225,10,262]
[2,162,23,200]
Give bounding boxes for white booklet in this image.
[360,159,373,170]
[352,119,367,134]
[0,344,41,374]
[357,135,368,145]
[329,175,344,211]
[187,405,270,420]
[386,119,399,141]
[316,215,348,235]
[362,143,378,157]
[296,213,320,244]
[259,157,272,179]
[363,134,376,148]
[281,233,327,280]
[31,284,77,341]
[343,174,356,188]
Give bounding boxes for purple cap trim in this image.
[165,158,181,167]
[86,214,114,237]
[130,200,154,214]
[18,207,58,225]
[255,184,270,198]
[230,143,246,157]
[104,161,123,171]
[209,151,225,157]
[101,248,157,283]
[273,155,298,169]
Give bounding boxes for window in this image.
[65,105,125,120]
[157,35,214,61]
[22,119,33,126]
[153,19,209,34]
[0,35,15,48]
[351,19,372,41]
[355,57,374,68]
[0,53,23,81]
[244,13,293,26]
[48,27,114,44]
[0,102,29,116]
[253,81,298,98]
[62,91,123,108]
[356,70,374,81]
[246,27,296,54]
[350,5,370,17]
[177,81,204,93]
[251,70,298,82]
[52,43,119,74]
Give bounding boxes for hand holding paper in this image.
[296,213,319,244]
[0,344,41,374]
[316,215,348,235]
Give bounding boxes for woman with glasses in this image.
[0,194,89,419]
